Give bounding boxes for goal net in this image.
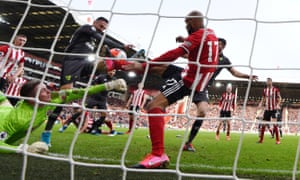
[0,0,300,179]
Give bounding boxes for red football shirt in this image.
[6,77,27,96]
[219,92,236,112]
[131,89,146,107]
[146,28,218,92]
[0,45,25,78]
[263,86,280,111]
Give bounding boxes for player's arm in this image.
[84,26,132,51]
[141,94,150,110]
[12,61,24,79]
[0,141,25,153]
[258,96,265,109]
[276,90,282,109]
[0,45,8,57]
[218,94,223,110]
[228,67,258,81]
[126,94,133,108]
[51,80,126,104]
[123,47,187,72]
[232,95,236,112]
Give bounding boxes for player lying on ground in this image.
[124,10,219,169]
[0,78,127,153]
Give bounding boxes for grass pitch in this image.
[1,123,300,180]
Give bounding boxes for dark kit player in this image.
[41,17,132,146]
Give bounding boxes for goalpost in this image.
[1,0,300,179]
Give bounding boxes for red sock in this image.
[148,107,165,156]
[269,128,273,135]
[273,125,280,141]
[105,121,113,131]
[128,119,134,132]
[260,126,265,142]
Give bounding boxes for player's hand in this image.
[124,44,135,51]
[122,61,143,72]
[27,141,49,154]
[250,75,258,81]
[6,75,14,83]
[276,104,281,110]
[176,36,185,43]
[105,79,127,92]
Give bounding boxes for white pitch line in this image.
[47,152,297,174]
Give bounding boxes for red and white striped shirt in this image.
[0,45,25,78]
[131,89,146,107]
[219,92,236,112]
[6,77,27,96]
[263,86,280,111]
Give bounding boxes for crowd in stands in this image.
[55,98,300,135]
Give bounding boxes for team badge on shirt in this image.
[0,131,8,141]
[183,41,192,47]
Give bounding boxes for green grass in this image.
[1,123,300,179]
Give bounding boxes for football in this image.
[27,141,49,154]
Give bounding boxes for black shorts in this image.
[60,58,94,86]
[161,65,208,105]
[220,111,231,118]
[263,110,277,121]
[86,101,107,110]
[129,105,140,115]
[0,77,8,92]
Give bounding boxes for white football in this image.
[27,141,49,154]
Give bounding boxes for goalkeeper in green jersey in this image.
[0,78,127,153]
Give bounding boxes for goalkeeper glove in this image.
[104,79,127,92]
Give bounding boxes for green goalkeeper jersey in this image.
[0,84,106,153]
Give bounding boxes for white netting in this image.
[1,0,300,179]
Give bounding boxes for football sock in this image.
[128,119,134,132]
[269,128,273,136]
[65,111,82,125]
[226,122,231,136]
[187,120,203,144]
[148,107,165,156]
[105,121,113,131]
[93,116,105,129]
[273,125,280,141]
[279,128,283,137]
[45,106,63,131]
[259,125,265,142]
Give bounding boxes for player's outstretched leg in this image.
[91,116,105,134]
[41,106,63,146]
[131,107,169,168]
[183,120,203,152]
[59,111,81,133]
[131,93,170,169]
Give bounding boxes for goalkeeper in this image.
[0,78,127,153]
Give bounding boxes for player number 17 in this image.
[207,41,218,62]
